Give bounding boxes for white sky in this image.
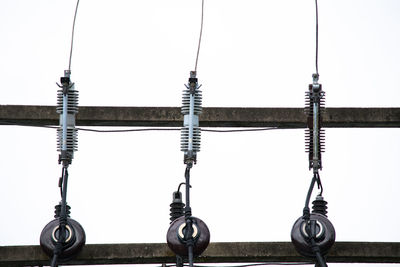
[0,0,400,267]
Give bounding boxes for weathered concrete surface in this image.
[1,242,400,266]
[0,105,399,128]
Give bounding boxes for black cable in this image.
[60,167,69,221]
[0,121,59,129]
[194,0,205,72]
[52,167,69,267]
[315,252,327,267]
[315,172,323,196]
[315,0,319,75]
[303,175,316,220]
[303,172,324,219]
[183,164,195,267]
[310,238,327,267]
[178,182,190,193]
[184,165,192,214]
[68,0,80,72]
[0,122,280,133]
[50,253,58,267]
[302,173,328,267]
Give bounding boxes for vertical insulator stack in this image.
[56,73,79,159]
[180,71,202,163]
[304,75,325,171]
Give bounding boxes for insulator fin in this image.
[57,77,79,158]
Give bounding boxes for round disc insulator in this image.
[291,213,335,257]
[40,218,86,261]
[167,216,210,257]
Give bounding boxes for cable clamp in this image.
[58,150,72,166]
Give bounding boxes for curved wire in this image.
[68,0,80,72]
[194,0,205,72]
[304,174,317,214]
[178,182,191,192]
[0,121,281,133]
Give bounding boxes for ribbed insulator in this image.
[304,91,313,116]
[320,129,325,153]
[181,88,202,115]
[54,204,71,218]
[305,129,325,153]
[319,90,326,114]
[180,127,201,153]
[312,196,328,216]
[56,87,79,114]
[57,82,79,154]
[305,83,326,163]
[170,202,185,223]
[57,128,78,152]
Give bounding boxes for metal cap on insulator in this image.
[188,71,198,91]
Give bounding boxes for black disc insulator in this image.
[291,213,335,258]
[40,218,86,261]
[167,216,210,257]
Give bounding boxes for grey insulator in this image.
[181,89,202,115]
[180,127,201,153]
[56,83,79,153]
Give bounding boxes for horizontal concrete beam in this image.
[0,105,399,128]
[1,242,400,266]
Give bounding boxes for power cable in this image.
[41,2,84,264]
[0,121,280,133]
[68,0,80,72]
[194,0,205,72]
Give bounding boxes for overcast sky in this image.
[0,0,400,267]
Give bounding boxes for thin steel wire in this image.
[0,121,280,133]
[68,0,80,71]
[194,0,205,72]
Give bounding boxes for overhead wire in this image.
[47,2,81,266]
[194,0,205,72]
[0,121,281,133]
[68,0,80,72]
